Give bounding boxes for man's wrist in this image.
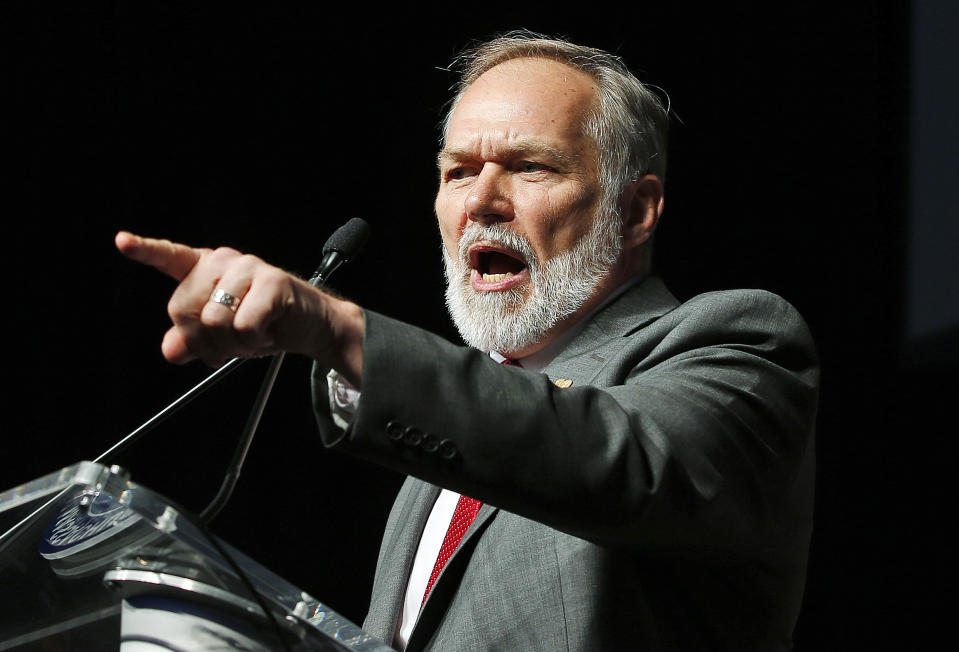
[314,295,365,388]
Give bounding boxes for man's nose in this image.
[465,164,513,225]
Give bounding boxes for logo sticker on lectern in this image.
[39,492,140,560]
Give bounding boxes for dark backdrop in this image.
[6,2,951,649]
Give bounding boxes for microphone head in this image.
[322,217,371,261]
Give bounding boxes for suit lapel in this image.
[545,275,678,383]
[364,478,440,644]
[367,483,499,647]
[408,502,498,650]
[443,502,497,573]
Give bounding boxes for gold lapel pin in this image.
[553,378,574,388]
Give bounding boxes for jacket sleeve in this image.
[311,289,818,560]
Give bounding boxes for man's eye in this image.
[446,167,474,181]
[519,161,550,173]
[443,165,476,181]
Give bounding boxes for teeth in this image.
[482,272,514,282]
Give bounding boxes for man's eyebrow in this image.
[437,141,580,168]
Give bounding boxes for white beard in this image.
[443,210,622,355]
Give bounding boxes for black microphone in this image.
[309,217,371,285]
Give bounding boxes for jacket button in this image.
[438,439,457,459]
[421,433,439,453]
[402,427,424,447]
[386,421,405,441]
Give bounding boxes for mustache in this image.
[456,223,537,267]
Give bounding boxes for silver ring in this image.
[210,288,240,312]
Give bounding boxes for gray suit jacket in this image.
[312,277,818,651]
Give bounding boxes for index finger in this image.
[115,231,204,281]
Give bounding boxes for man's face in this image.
[435,58,623,356]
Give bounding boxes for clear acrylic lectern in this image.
[0,461,394,651]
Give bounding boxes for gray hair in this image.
[441,30,669,212]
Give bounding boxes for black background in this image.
[5,2,953,649]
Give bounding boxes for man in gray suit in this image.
[119,32,818,651]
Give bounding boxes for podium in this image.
[0,461,394,651]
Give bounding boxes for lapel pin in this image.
[554,378,574,388]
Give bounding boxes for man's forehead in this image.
[437,138,581,167]
[461,61,594,114]
[439,59,598,165]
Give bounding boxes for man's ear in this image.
[621,174,664,249]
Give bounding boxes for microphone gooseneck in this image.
[199,218,369,522]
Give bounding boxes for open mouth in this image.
[470,245,527,280]
[468,244,530,291]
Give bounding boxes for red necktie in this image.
[421,357,520,604]
[421,494,483,603]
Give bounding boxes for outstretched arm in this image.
[313,288,818,557]
[115,231,365,387]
